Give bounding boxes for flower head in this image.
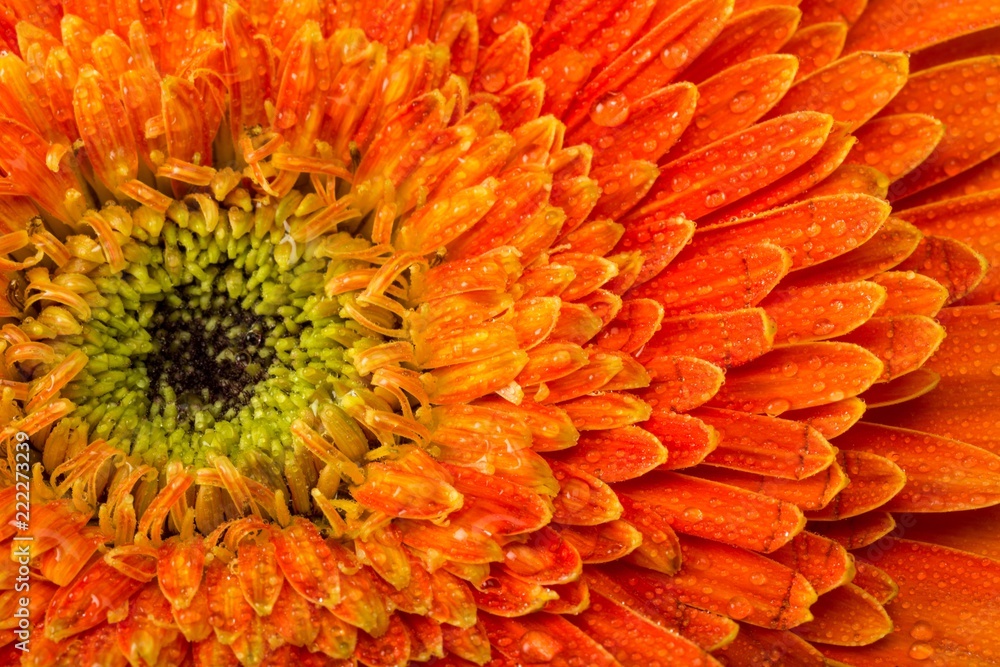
[1,0,999,665]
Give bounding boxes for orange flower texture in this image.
[1,0,1000,664]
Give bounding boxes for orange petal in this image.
[549,460,624,526]
[681,7,802,84]
[696,122,856,226]
[783,396,866,438]
[270,518,341,608]
[594,297,664,354]
[642,408,720,469]
[805,450,906,520]
[539,349,624,402]
[835,422,1000,512]
[473,396,579,453]
[354,613,411,667]
[44,559,145,643]
[584,567,740,650]
[568,82,699,169]
[472,23,529,93]
[714,624,827,666]
[424,349,528,404]
[845,113,945,182]
[481,612,619,665]
[589,160,660,221]
[614,214,695,289]
[851,561,899,605]
[860,367,941,407]
[634,112,833,223]
[671,55,799,156]
[606,535,818,629]
[871,271,949,317]
[762,281,887,345]
[441,620,490,665]
[867,305,1000,453]
[804,163,890,199]
[781,22,847,80]
[617,471,806,552]
[839,315,945,381]
[543,578,592,615]
[474,566,559,616]
[73,66,138,192]
[562,0,733,130]
[810,510,898,549]
[692,461,848,510]
[901,505,1000,561]
[617,491,683,575]
[234,538,283,617]
[546,425,665,483]
[882,56,1000,200]
[640,308,775,368]
[629,242,791,317]
[637,356,725,412]
[845,0,1000,52]
[694,407,836,479]
[157,537,207,611]
[896,190,1000,304]
[708,342,884,414]
[203,559,256,646]
[894,235,989,302]
[555,520,644,564]
[768,531,855,595]
[798,0,867,26]
[446,464,553,536]
[794,583,892,646]
[568,591,720,667]
[500,526,582,585]
[699,193,888,270]
[767,52,908,131]
[824,540,1000,665]
[784,217,922,287]
[559,391,650,430]
[351,455,463,520]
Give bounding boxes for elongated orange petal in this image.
[785,217,923,287]
[861,367,941,407]
[884,56,1000,200]
[768,531,854,595]
[846,0,1000,52]
[569,591,721,667]
[638,356,725,412]
[708,342,884,414]
[841,315,946,381]
[768,52,909,131]
[782,22,847,80]
[549,460,624,526]
[851,561,899,605]
[693,461,848,510]
[44,559,146,643]
[762,281,887,345]
[805,450,905,520]
[618,471,806,552]
[714,624,826,667]
[794,583,892,646]
[629,242,791,317]
[895,235,989,302]
[642,408,720,469]
[482,612,619,665]
[810,510,898,549]
[547,425,665,483]
[682,6,802,83]
[602,536,818,630]
[270,518,341,609]
[835,422,1000,512]
[641,309,775,368]
[694,408,836,479]
[824,540,1000,665]
[784,397,866,438]
[635,113,833,223]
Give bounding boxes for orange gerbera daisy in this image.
[1,0,999,664]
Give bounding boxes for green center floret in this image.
[57,198,372,469]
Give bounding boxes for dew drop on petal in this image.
[590,91,630,127]
[520,630,563,662]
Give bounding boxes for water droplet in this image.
[660,43,689,69]
[589,91,630,127]
[704,190,727,208]
[908,642,934,661]
[727,595,752,620]
[682,507,704,522]
[765,398,791,415]
[520,630,563,662]
[812,319,836,336]
[910,621,934,641]
[729,91,756,114]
